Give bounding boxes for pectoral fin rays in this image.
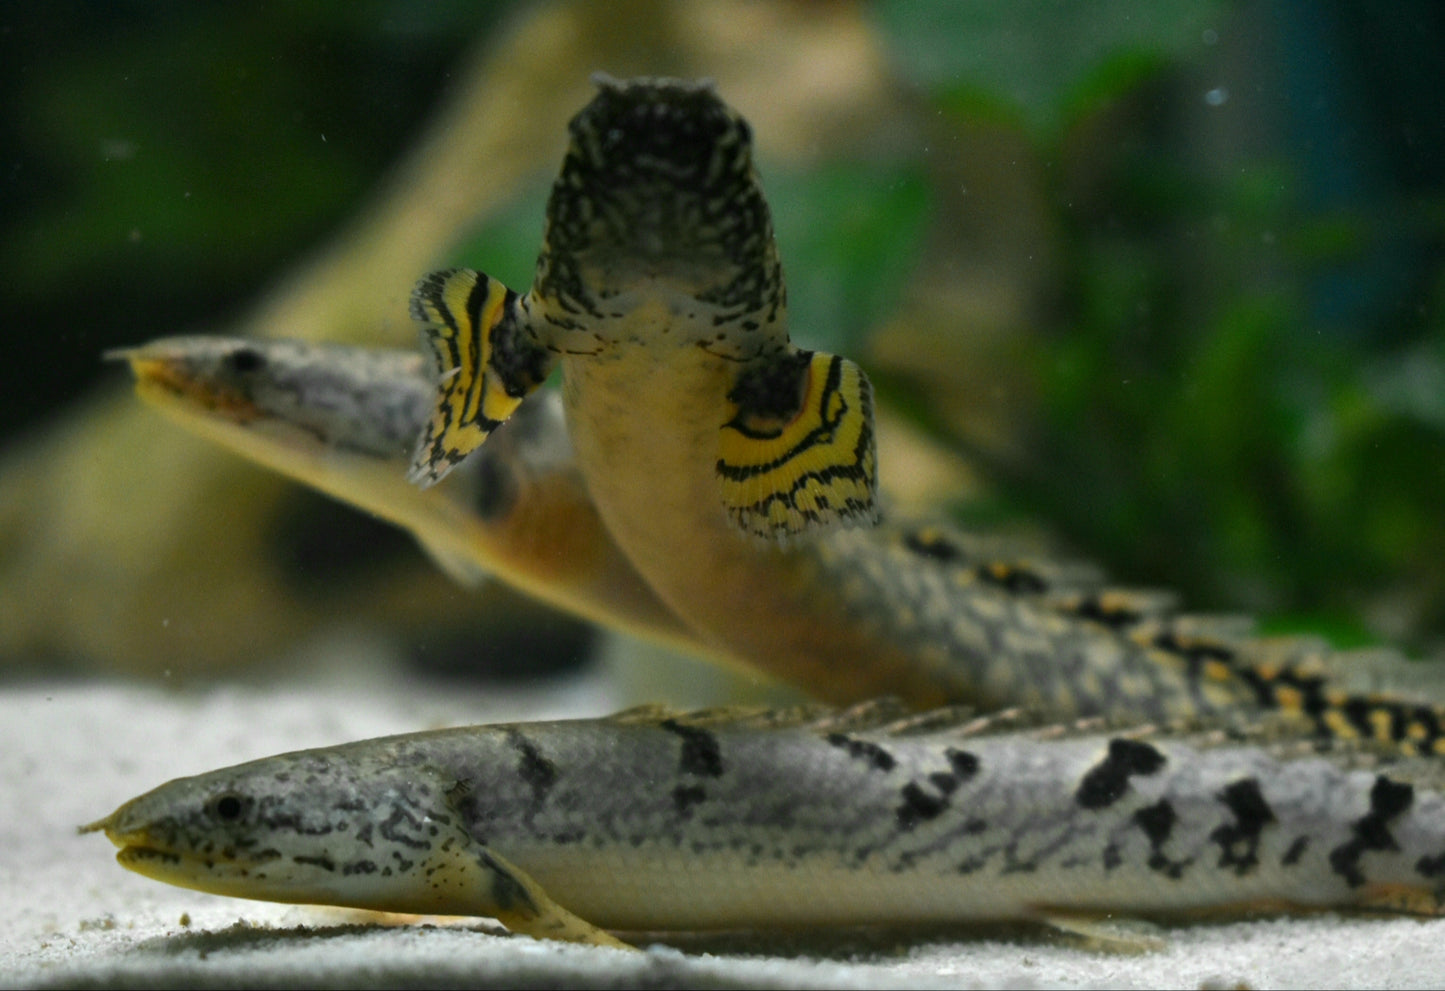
[408,269,554,487]
[477,847,635,950]
[717,349,879,541]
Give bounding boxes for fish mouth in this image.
[80,813,190,871]
[80,812,258,877]
[105,339,263,424]
[549,77,759,255]
[82,813,288,902]
[570,75,747,182]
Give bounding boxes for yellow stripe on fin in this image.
[717,350,879,540]
[408,269,554,487]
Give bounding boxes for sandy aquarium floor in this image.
[6,669,1445,990]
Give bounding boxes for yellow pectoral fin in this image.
[717,349,879,541]
[408,269,555,487]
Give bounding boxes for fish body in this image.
[86,704,1445,944]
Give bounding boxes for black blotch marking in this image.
[484,298,553,400]
[894,748,980,831]
[508,730,558,812]
[1282,836,1310,867]
[1416,852,1445,879]
[1134,799,1192,879]
[1102,842,1122,871]
[725,349,811,432]
[1210,777,1276,875]
[947,748,980,779]
[1072,595,1143,631]
[660,720,724,777]
[903,532,962,564]
[672,784,707,818]
[825,732,897,771]
[928,771,961,796]
[1330,775,1415,887]
[342,860,378,876]
[978,562,1048,594]
[1152,630,1235,669]
[1075,738,1167,810]
[896,783,947,831]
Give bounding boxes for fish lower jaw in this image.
[113,844,498,918]
[116,844,279,884]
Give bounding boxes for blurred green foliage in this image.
[872,0,1445,647]
[875,0,1226,136]
[0,1,513,432]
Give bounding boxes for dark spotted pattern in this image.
[1330,775,1415,887]
[825,733,897,772]
[1209,778,1275,875]
[1075,739,1167,810]
[379,805,432,849]
[896,783,947,831]
[1415,851,1445,878]
[508,730,558,814]
[976,562,1048,595]
[902,531,963,564]
[724,350,812,434]
[895,748,980,831]
[1071,594,1144,631]
[1134,799,1193,879]
[659,720,724,778]
[535,78,782,327]
[672,784,708,818]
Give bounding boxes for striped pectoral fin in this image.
[408,269,555,487]
[717,349,879,541]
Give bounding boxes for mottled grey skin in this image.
[86,705,1445,941]
[112,337,434,458]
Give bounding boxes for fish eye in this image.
[223,348,265,375]
[210,793,245,821]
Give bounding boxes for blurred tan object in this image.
[0,1,908,675]
[868,113,1058,470]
